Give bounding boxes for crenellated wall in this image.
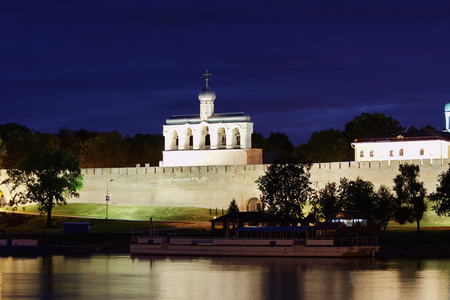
[75,164,267,211]
[309,159,448,192]
[1,159,448,211]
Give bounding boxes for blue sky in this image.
[2,1,450,145]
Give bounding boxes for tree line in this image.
[294,112,436,162]
[0,123,164,169]
[255,162,450,232]
[0,112,432,169]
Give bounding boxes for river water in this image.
[0,255,449,299]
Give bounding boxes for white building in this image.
[161,72,262,167]
[351,102,450,162]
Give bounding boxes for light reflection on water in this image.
[0,255,449,299]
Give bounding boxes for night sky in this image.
[2,1,450,145]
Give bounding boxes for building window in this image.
[420,148,424,156]
[214,222,223,229]
[205,134,210,148]
[247,198,261,212]
[370,150,374,157]
[399,149,404,156]
[389,150,394,157]
[359,150,364,157]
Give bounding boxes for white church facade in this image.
[161,71,262,167]
[351,102,450,162]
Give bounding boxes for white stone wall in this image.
[75,165,267,211]
[162,149,250,167]
[352,140,449,161]
[1,159,448,212]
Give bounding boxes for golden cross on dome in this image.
[203,70,211,82]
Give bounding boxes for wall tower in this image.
[161,71,262,167]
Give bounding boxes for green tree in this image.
[393,164,427,232]
[406,125,436,133]
[338,177,376,214]
[429,167,450,217]
[227,198,240,214]
[2,146,83,227]
[256,163,313,219]
[372,185,396,232]
[265,132,294,154]
[310,182,340,220]
[251,132,266,149]
[57,128,99,166]
[0,136,6,167]
[344,112,405,142]
[312,179,397,232]
[294,129,348,163]
[125,133,163,166]
[0,123,34,168]
[81,131,127,167]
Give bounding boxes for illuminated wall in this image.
[1,159,448,212]
[352,139,449,162]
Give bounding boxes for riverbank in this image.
[1,212,449,258]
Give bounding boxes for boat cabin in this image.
[327,210,375,234]
[210,212,284,237]
[313,222,347,238]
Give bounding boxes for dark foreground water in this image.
[0,255,449,299]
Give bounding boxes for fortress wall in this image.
[310,159,448,192]
[1,159,448,211]
[77,164,267,210]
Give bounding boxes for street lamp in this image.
[106,179,113,219]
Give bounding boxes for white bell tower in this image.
[198,70,216,120]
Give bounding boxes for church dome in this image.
[445,101,450,112]
[198,86,216,102]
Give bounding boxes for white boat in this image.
[130,236,380,257]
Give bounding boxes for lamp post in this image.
[106,179,113,219]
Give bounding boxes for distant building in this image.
[162,71,262,167]
[351,102,450,162]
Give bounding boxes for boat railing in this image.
[332,236,378,247]
[131,235,378,247]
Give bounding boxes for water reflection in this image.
[0,255,449,299]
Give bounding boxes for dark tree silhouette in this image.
[227,198,240,214]
[2,146,83,227]
[256,163,313,219]
[429,167,450,217]
[393,164,427,232]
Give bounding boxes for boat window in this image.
[214,222,223,229]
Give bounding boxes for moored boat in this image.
[130,235,380,258]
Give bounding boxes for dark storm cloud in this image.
[1,0,450,145]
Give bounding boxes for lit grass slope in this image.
[3,203,214,221]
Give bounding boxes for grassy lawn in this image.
[1,203,449,248]
[1,203,217,221]
[379,226,450,247]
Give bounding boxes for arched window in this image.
[199,127,209,149]
[185,128,193,149]
[389,150,394,157]
[370,150,374,157]
[399,149,404,156]
[205,134,210,148]
[420,148,424,156]
[0,190,5,207]
[232,128,241,148]
[247,198,261,212]
[170,131,179,150]
[217,127,226,148]
[359,150,364,157]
